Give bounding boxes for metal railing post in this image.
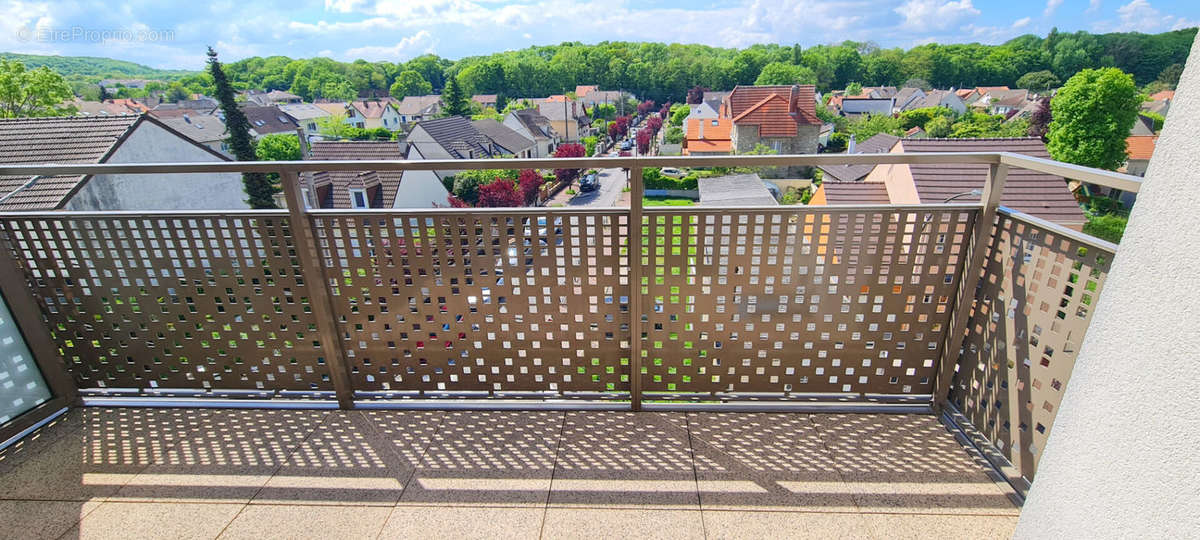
[278,171,356,409]
[628,165,644,411]
[933,163,1009,411]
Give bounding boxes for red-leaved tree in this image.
[446,195,471,208]
[614,116,630,138]
[686,86,708,104]
[659,103,670,120]
[646,115,663,135]
[636,100,656,116]
[553,143,586,185]
[477,179,523,207]
[608,121,621,140]
[636,129,652,154]
[517,169,544,205]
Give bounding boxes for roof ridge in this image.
[731,93,789,123]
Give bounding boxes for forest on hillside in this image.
[8,28,1195,103]
[0,52,190,80]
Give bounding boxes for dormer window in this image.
[350,188,368,209]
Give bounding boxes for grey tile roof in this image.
[471,118,533,155]
[241,105,300,135]
[158,114,228,144]
[511,109,554,139]
[821,182,891,204]
[0,115,140,210]
[278,103,333,121]
[301,141,405,209]
[698,174,778,206]
[901,137,1084,225]
[414,116,494,159]
[395,95,442,116]
[817,133,900,183]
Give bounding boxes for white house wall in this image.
[64,121,249,210]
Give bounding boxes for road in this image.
[563,167,626,207]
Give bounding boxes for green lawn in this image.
[643,197,696,206]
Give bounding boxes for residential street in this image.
[554,167,627,207]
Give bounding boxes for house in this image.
[975,89,1030,115]
[503,109,557,157]
[537,100,590,142]
[574,85,598,98]
[1129,114,1157,136]
[471,118,535,158]
[697,174,777,206]
[401,117,502,206]
[816,133,900,183]
[74,98,150,116]
[1123,135,1158,177]
[98,79,150,89]
[893,87,926,111]
[904,126,927,138]
[313,102,364,128]
[809,181,891,205]
[395,95,442,125]
[861,86,898,99]
[578,90,625,108]
[682,100,720,136]
[682,117,731,155]
[241,105,301,139]
[300,140,447,209]
[1006,99,1045,123]
[902,90,967,114]
[1148,90,1175,102]
[1141,97,1171,118]
[278,103,334,142]
[811,137,1086,229]
[471,94,498,110]
[841,97,895,118]
[157,112,231,157]
[722,85,822,175]
[350,99,403,131]
[955,88,979,104]
[0,114,246,211]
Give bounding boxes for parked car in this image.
[620,140,633,151]
[579,172,599,192]
[660,167,685,179]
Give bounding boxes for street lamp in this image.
[943,189,983,203]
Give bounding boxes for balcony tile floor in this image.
[0,408,1020,539]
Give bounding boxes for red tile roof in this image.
[351,98,398,119]
[302,141,405,208]
[819,182,891,205]
[1148,90,1175,102]
[726,85,821,131]
[683,117,732,154]
[574,85,598,98]
[1126,135,1158,161]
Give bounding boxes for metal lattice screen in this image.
[949,210,1115,481]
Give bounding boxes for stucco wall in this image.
[1014,34,1200,538]
[64,121,248,211]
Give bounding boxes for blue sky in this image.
[1,0,1196,69]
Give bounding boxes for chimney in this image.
[789,85,800,114]
[847,134,857,154]
[698,118,705,139]
[296,127,309,157]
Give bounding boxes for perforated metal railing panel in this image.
[313,211,632,397]
[641,207,976,398]
[0,213,334,393]
[949,210,1114,481]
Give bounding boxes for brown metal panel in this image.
[312,210,631,396]
[629,167,644,410]
[949,209,1114,481]
[0,396,67,448]
[641,206,975,397]
[0,213,334,394]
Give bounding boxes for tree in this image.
[389,70,432,99]
[903,78,932,91]
[441,76,470,117]
[1141,110,1165,131]
[317,113,352,138]
[1016,70,1061,92]
[686,85,708,104]
[553,143,586,185]
[898,107,954,130]
[636,129,652,154]
[1157,63,1184,87]
[925,115,953,138]
[754,62,817,86]
[1028,98,1052,140]
[208,48,276,209]
[1047,67,1141,170]
[646,115,663,134]
[665,126,684,144]
[164,83,191,102]
[0,60,75,118]
[255,134,302,182]
[846,114,902,140]
[477,179,523,207]
[668,103,689,127]
[98,84,110,102]
[517,169,543,205]
[845,82,863,96]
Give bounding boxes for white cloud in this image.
[894,0,981,32]
[1044,0,1064,17]
[961,16,1035,43]
[1087,0,1102,13]
[1095,0,1199,32]
[338,30,436,62]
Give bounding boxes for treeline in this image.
[38,27,1199,104]
[0,53,190,80]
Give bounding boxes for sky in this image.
[1,0,1197,69]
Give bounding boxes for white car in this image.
[660,167,685,179]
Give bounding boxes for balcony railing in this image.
[0,152,1140,496]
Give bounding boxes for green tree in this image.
[1016,70,1061,92]
[165,82,191,102]
[754,62,817,86]
[847,114,902,140]
[1140,111,1165,132]
[316,113,352,138]
[208,47,276,209]
[441,76,470,117]
[254,133,302,182]
[389,70,432,99]
[925,116,953,138]
[845,82,863,96]
[0,60,75,118]
[1047,67,1141,170]
[668,103,689,127]
[665,126,684,144]
[1156,63,1184,87]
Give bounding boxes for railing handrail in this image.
[0,151,1142,193]
[998,206,1120,252]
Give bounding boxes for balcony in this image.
[0,151,1137,538]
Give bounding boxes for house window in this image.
[301,188,312,209]
[356,122,365,128]
[772,141,782,152]
[307,123,316,131]
[350,188,368,209]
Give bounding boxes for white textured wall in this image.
[65,121,248,210]
[1014,35,1200,537]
